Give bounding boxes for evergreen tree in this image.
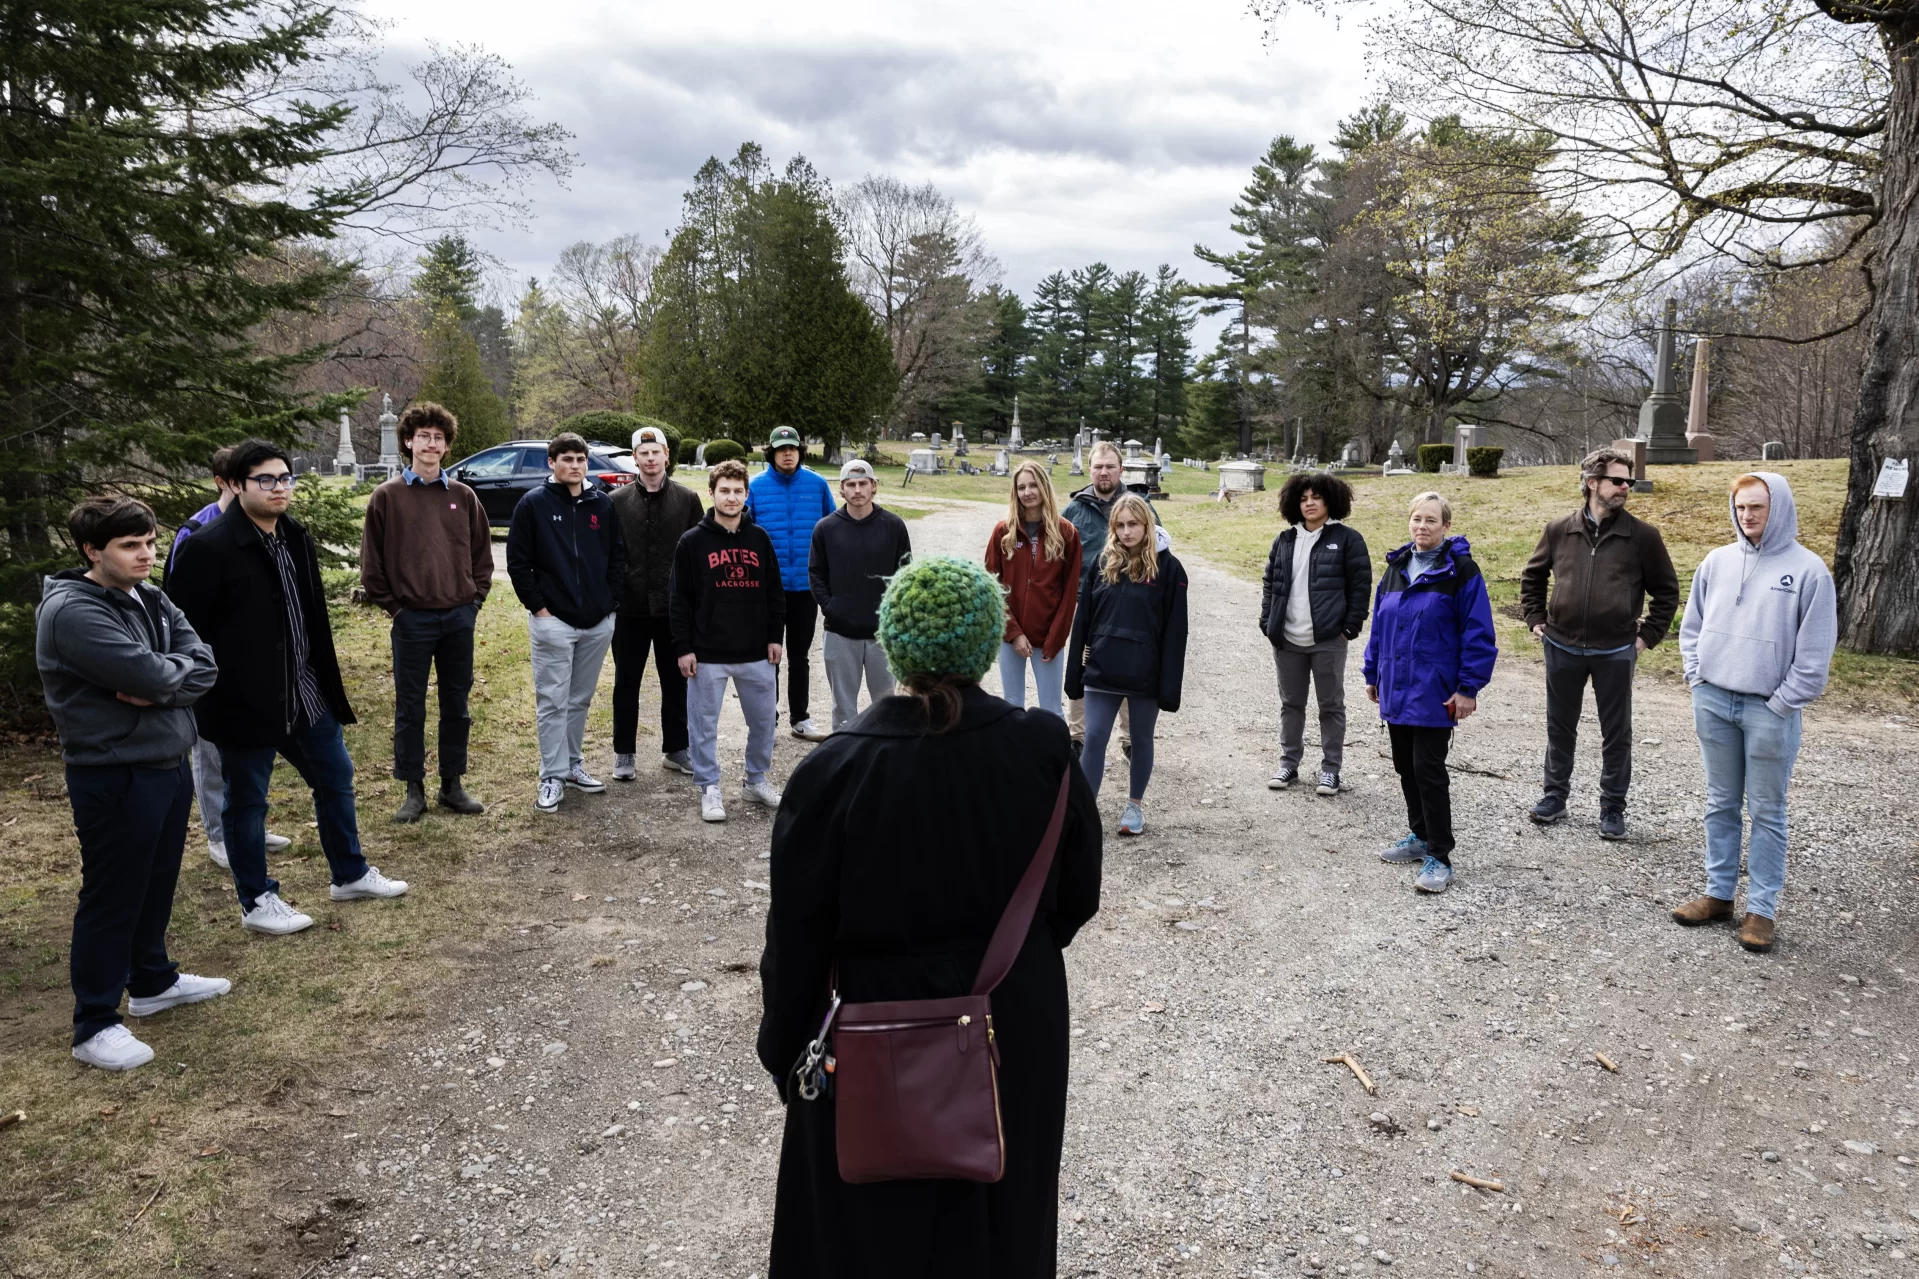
[1142,266,1195,439]
[419,306,511,455]
[416,236,485,322]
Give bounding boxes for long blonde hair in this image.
[1100,493,1160,584]
[1001,460,1066,561]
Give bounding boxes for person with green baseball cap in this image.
[746,425,836,742]
[756,554,1103,1275]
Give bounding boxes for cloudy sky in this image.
[365,0,1373,337]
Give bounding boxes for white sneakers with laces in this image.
[207,842,230,869]
[72,1024,154,1071]
[536,777,564,812]
[700,785,726,823]
[611,753,637,781]
[790,718,829,742]
[241,891,314,935]
[742,779,782,808]
[331,866,409,901]
[564,765,606,793]
[127,973,232,1017]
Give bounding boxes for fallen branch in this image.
[1449,762,1511,780]
[1325,1053,1377,1096]
[0,1110,24,1131]
[1594,1051,1620,1073]
[1449,1170,1505,1192]
[126,1179,167,1229]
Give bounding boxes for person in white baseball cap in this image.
[809,457,911,730]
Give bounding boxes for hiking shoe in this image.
[1738,913,1775,953]
[536,777,564,813]
[264,832,292,852]
[662,750,694,775]
[791,718,829,742]
[700,785,726,823]
[127,973,232,1018]
[1380,832,1429,864]
[1118,801,1145,836]
[392,780,428,824]
[72,1024,154,1071]
[1413,856,1455,893]
[331,866,409,901]
[1598,807,1627,840]
[207,842,230,870]
[564,765,606,793]
[1315,769,1341,797]
[1528,796,1568,825]
[241,892,313,936]
[1268,764,1299,790]
[611,753,637,782]
[743,779,782,808]
[1670,894,1734,927]
[437,779,484,814]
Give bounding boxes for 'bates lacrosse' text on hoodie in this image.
[668,511,787,665]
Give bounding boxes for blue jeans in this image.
[998,642,1064,717]
[218,712,369,911]
[1692,682,1802,920]
[1082,691,1159,800]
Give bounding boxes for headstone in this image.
[1009,396,1023,450]
[908,447,940,473]
[1611,436,1652,492]
[1762,441,1786,461]
[1686,337,1716,462]
[1385,440,1409,474]
[909,432,927,442]
[334,406,357,473]
[930,432,942,452]
[694,442,708,467]
[952,422,967,457]
[1639,298,1698,464]
[377,392,402,471]
[1219,460,1266,493]
[1070,437,1084,476]
[1340,439,1363,468]
[1121,456,1160,490]
[1448,423,1480,473]
[1123,438,1142,460]
[991,449,1009,476]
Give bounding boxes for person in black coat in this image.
[757,556,1102,1279]
[1063,493,1189,838]
[1258,471,1372,796]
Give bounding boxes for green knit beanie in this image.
[877,556,1005,683]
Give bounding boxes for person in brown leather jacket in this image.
[1518,447,1680,839]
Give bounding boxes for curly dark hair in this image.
[1277,470,1354,525]
[396,400,458,461]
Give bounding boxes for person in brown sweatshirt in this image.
[359,401,495,822]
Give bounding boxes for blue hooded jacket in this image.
[1362,535,1499,729]
[747,464,836,592]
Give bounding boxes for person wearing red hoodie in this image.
[986,460,1082,718]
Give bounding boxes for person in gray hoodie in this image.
[1671,472,1837,954]
[37,496,229,1071]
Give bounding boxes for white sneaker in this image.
[128,973,232,1017]
[536,777,564,812]
[72,1024,154,1071]
[565,764,606,793]
[264,832,292,852]
[331,866,409,901]
[742,779,782,808]
[790,718,829,742]
[700,785,726,823]
[207,842,230,870]
[611,753,637,781]
[241,891,314,935]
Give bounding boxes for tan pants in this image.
[1067,695,1129,747]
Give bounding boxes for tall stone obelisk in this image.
[1686,338,1716,462]
[1639,298,1698,465]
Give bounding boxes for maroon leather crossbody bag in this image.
[793,769,1072,1184]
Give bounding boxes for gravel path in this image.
[308,499,1919,1279]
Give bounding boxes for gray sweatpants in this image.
[687,660,779,790]
[529,613,616,780]
[190,733,228,850]
[823,632,894,731]
[1273,638,1348,771]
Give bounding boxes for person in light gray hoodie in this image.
[1670,472,1836,954]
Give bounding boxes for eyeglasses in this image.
[1595,475,1634,489]
[247,473,297,492]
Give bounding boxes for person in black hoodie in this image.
[670,459,786,824]
[808,458,912,732]
[506,432,626,814]
[1064,493,1189,838]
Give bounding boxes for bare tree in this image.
[512,237,662,427]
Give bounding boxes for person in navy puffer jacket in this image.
[1363,490,1498,895]
[746,426,838,741]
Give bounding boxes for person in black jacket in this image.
[1259,471,1372,796]
[1064,493,1189,838]
[506,432,626,814]
[167,440,411,938]
[808,459,912,732]
[669,459,786,824]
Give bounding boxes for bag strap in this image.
[971,769,1073,998]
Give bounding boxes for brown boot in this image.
[1738,914,1775,953]
[1670,894,1734,926]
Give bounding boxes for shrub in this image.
[678,438,702,466]
[1466,446,1505,478]
[700,438,746,465]
[1417,444,1452,473]
[558,410,683,475]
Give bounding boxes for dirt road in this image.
[305,498,1919,1279]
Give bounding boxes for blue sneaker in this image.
[1380,832,1428,864]
[1414,855,1454,893]
[1118,801,1145,836]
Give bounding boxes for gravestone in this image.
[1009,396,1023,450]
[378,392,402,471]
[908,448,940,474]
[952,423,967,457]
[334,406,357,473]
[1070,437,1085,476]
[930,432,942,451]
[1219,460,1266,493]
[1384,440,1413,476]
[1638,298,1698,464]
[1686,337,1716,462]
[1611,436,1652,492]
[1340,439,1363,468]
[1762,441,1786,461]
[991,449,1009,476]
[1450,423,1479,473]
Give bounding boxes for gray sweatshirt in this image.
[1678,472,1837,717]
[36,569,218,767]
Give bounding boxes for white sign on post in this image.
[1872,457,1909,500]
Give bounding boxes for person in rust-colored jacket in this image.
[985,459,1083,719]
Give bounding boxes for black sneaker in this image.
[1315,769,1341,797]
[1598,807,1627,840]
[1528,796,1568,825]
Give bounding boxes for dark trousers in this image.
[1542,642,1636,809]
[66,760,191,1044]
[781,589,818,722]
[612,612,689,755]
[218,711,369,911]
[1388,723,1455,863]
[390,603,477,781]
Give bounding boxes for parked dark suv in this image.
[446,440,638,525]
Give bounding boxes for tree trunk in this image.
[1834,16,1919,656]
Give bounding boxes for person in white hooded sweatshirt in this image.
[1670,472,1836,953]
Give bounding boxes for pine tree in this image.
[419,306,511,455]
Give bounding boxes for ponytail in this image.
[899,673,973,734]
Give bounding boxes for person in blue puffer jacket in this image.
[1363,490,1499,895]
[746,425,838,741]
